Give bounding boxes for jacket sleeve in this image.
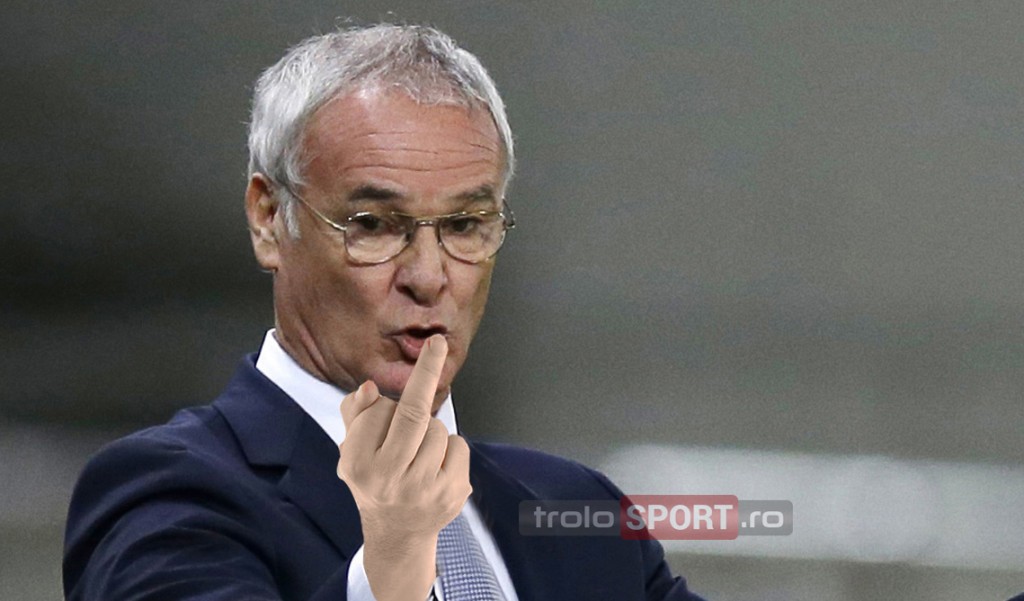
[63,434,352,601]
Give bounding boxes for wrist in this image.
[363,530,438,562]
[362,533,438,601]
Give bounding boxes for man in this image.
[63,24,704,600]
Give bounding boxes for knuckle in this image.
[454,476,470,495]
[453,481,472,504]
[395,402,430,425]
[426,418,446,436]
[339,451,384,484]
[336,452,355,475]
[336,461,360,484]
[369,397,397,420]
[447,434,468,453]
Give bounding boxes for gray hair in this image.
[247,24,515,237]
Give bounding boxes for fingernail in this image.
[428,334,447,353]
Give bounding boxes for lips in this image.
[393,325,449,362]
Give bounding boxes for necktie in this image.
[436,512,507,601]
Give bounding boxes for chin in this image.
[371,363,417,400]
[365,356,460,403]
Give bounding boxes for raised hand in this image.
[337,334,472,601]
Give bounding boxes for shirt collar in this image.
[254,329,458,446]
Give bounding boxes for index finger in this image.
[381,334,447,463]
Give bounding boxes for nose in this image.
[394,224,448,305]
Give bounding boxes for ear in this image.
[245,173,283,272]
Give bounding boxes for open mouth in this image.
[395,326,448,361]
[405,326,448,340]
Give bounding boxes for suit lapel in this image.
[214,357,364,559]
[277,416,364,556]
[469,441,567,600]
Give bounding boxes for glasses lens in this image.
[344,213,409,263]
[439,212,507,262]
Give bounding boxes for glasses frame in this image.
[279,184,516,265]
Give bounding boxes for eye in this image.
[348,213,389,234]
[445,214,484,235]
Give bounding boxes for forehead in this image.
[301,90,503,204]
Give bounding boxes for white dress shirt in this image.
[255,330,519,601]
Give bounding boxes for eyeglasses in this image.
[282,187,516,265]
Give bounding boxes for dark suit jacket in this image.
[64,355,703,600]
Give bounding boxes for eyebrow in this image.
[345,184,498,206]
[455,185,498,204]
[347,185,403,203]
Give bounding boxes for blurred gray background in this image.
[3,1,1023,600]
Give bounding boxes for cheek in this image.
[324,258,392,296]
[299,260,396,333]
[438,266,491,359]
[471,266,494,313]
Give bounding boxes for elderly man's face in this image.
[248,90,504,410]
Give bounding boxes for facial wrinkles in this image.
[274,263,347,387]
[308,146,497,202]
[309,279,389,391]
[340,159,495,178]
[326,103,493,138]
[310,101,498,148]
[347,134,497,169]
[302,94,501,196]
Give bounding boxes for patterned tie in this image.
[436,513,507,601]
